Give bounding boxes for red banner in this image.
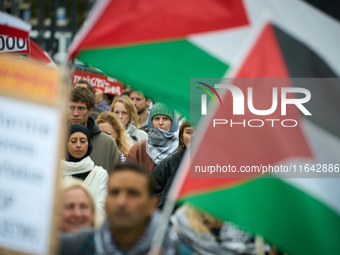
[72,70,123,95]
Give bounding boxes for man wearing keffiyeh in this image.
[126,103,179,172]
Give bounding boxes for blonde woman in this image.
[110,95,147,143]
[60,178,103,233]
[96,112,133,163]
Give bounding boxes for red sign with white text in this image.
[72,70,123,95]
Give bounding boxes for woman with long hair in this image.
[60,124,108,218]
[60,178,103,233]
[110,95,147,144]
[96,112,133,163]
[152,120,194,209]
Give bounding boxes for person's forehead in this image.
[70,132,87,139]
[98,122,114,131]
[109,170,148,189]
[130,91,145,99]
[153,115,169,119]
[69,101,87,107]
[114,102,128,111]
[75,83,88,88]
[184,126,194,131]
[64,187,88,200]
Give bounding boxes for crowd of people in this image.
[58,80,277,255]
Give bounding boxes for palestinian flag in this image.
[68,0,340,119]
[173,19,340,255]
[67,0,250,117]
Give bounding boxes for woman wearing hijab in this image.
[60,124,108,218]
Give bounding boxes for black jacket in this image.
[152,150,185,209]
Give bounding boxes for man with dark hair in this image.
[130,90,151,133]
[60,163,178,255]
[68,86,121,170]
[74,80,108,112]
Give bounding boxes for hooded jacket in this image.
[87,116,121,170]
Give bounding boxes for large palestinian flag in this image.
[68,0,340,119]
[172,20,340,255]
[67,0,249,117]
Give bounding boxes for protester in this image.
[127,102,179,172]
[171,204,268,255]
[96,112,133,163]
[68,86,121,170]
[59,163,178,255]
[153,120,194,209]
[130,90,151,133]
[110,95,147,143]
[60,124,108,217]
[94,87,114,111]
[74,80,106,113]
[60,178,103,233]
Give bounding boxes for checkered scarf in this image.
[171,207,266,255]
[94,211,178,255]
[146,128,179,165]
[125,121,138,144]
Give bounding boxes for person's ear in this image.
[148,195,159,215]
[146,99,151,107]
[89,107,93,115]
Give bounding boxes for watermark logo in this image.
[197,82,222,115]
[198,83,312,128]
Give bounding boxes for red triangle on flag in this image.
[178,23,314,199]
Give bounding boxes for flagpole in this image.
[150,155,190,253]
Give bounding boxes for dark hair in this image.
[69,86,95,110]
[74,80,95,95]
[178,120,192,151]
[108,162,156,196]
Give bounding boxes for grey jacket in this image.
[87,116,121,170]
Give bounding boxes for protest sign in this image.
[0,12,31,61]
[73,70,123,95]
[0,57,63,255]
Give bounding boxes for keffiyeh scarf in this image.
[171,207,267,255]
[146,128,179,165]
[94,211,178,255]
[125,121,138,144]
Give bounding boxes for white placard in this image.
[0,35,28,53]
[0,95,61,255]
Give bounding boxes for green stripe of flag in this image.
[179,177,340,255]
[78,39,229,118]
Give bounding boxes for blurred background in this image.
[0,0,97,63]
